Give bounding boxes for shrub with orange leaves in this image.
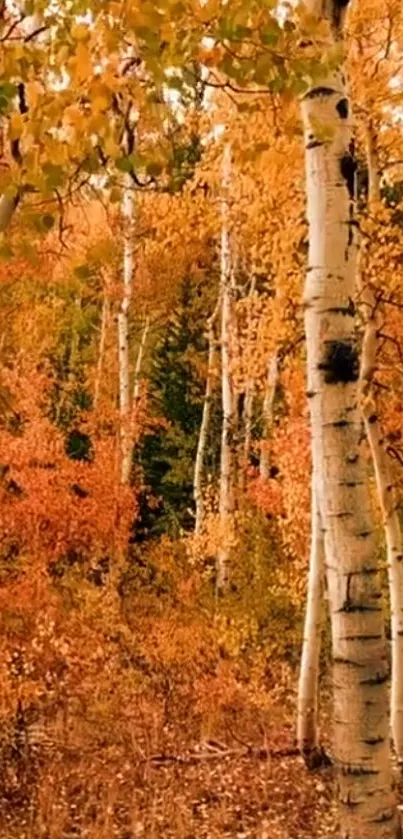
[0,363,137,576]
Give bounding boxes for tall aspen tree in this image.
[359,126,403,764]
[302,0,398,834]
[217,144,235,593]
[194,301,219,534]
[118,173,134,485]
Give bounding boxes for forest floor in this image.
[0,707,338,839]
[5,696,403,837]
[126,746,336,839]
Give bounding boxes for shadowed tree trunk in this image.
[94,294,110,410]
[259,350,279,480]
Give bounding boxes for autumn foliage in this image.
[0,0,403,835]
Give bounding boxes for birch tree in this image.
[94,293,110,410]
[133,316,150,406]
[359,125,403,764]
[217,143,235,593]
[241,274,256,483]
[259,351,279,480]
[302,0,398,834]
[194,301,219,534]
[118,173,135,485]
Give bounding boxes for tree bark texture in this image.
[302,1,398,835]
[194,301,219,535]
[360,125,403,764]
[297,483,325,760]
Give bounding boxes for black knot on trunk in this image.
[336,98,349,119]
[318,340,359,384]
[340,150,357,200]
[332,0,350,31]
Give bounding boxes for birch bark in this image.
[118,173,134,485]
[194,301,219,535]
[217,144,235,593]
[94,294,109,410]
[133,316,150,405]
[359,126,403,764]
[259,351,279,480]
[242,275,256,483]
[302,1,398,834]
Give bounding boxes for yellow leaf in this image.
[75,43,92,83]
[71,23,89,41]
[9,113,23,140]
[92,94,110,114]
[104,136,120,158]
[26,81,40,110]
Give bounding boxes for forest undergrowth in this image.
[0,508,337,839]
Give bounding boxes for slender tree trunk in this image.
[297,482,325,763]
[243,381,254,473]
[118,173,134,485]
[242,274,256,484]
[133,316,150,405]
[94,294,109,410]
[194,301,219,534]
[0,194,18,232]
[360,126,403,764]
[217,143,235,594]
[259,350,279,480]
[302,2,398,835]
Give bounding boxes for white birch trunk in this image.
[242,274,256,482]
[194,301,219,534]
[217,143,235,594]
[133,316,150,405]
[297,482,325,761]
[302,2,398,834]
[259,351,279,480]
[94,294,109,410]
[118,173,134,485]
[243,381,254,472]
[360,127,403,764]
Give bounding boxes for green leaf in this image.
[268,76,285,93]
[290,76,309,96]
[254,53,274,84]
[116,156,133,173]
[259,27,280,47]
[0,83,17,114]
[146,161,163,178]
[74,264,92,280]
[166,75,183,91]
[43,163,64,189]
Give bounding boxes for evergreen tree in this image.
[137,278,220,537]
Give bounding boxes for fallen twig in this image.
[143,743,303,767]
